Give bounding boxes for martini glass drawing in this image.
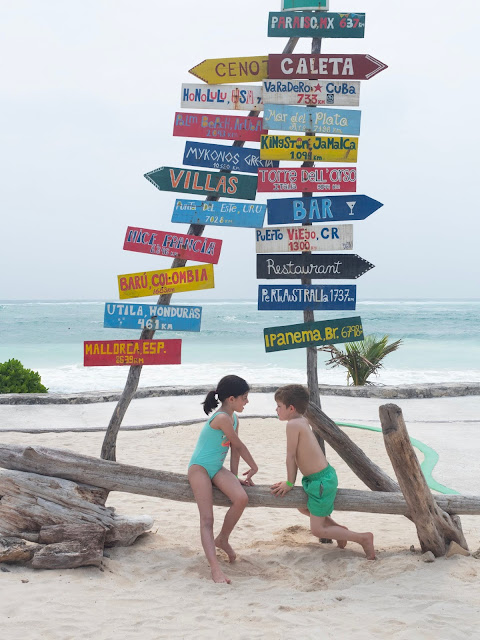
[347,201,356,216]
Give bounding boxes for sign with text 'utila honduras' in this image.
[172,199,266,228]
[189,56,268,84]
[282,1,329,10]
[255,225,353,253]
[257,253,373,280]
[84,339,182,367]
[262,79,360,107]
[258,285,356,311]
[181,84,263,111]
[263,104,361,136]
[145,167,257,200]
[257,167,356,193]
[183,141,278,174]
[118,264,214,300]
[123,226,222,264]
[173,113,267,143]
[268,54,388,80]
[104,303,202,332]
[268,13,365,38]
[260,134,358,163]
[267,195,383,224]
[264,316,363,353]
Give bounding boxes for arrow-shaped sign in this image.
[257,253,374,280]
[267,195,383,224]
[268,53,388,80]
[183,141,278,174]
[189,56,269,84]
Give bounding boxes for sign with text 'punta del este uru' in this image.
[181,84,263,111]
[268,13,365,38]
[173,113,267,143]
[260,134,358,163]
[84,340,182,367]
[282,1,329,10]
[268,54,388,80]
[267,195,383,224]
[104,303,202,332]
[183,141,278,174]
[172,199,266,228]
[258,284,356,311]
[264,316,364,353]
[262,79,360,107]
[118,264,215,300]
[189,56,268,84]
[263,104,361,135]
[257,167,356,193]
[123,226,222,264]
[256,224,353,253]
[257,253,374,280]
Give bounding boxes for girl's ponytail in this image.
[202,389,219,415]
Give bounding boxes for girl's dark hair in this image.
[202,375,250,415]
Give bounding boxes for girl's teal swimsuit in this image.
[189,411,238,479]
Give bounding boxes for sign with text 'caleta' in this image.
[260,134,358,163]
[267,195,383,224]
[104,303,202,332]
[173,112,267,143]
[257,167,356,193]
[84,339,182,367]
[255,224,353,253]
[262,79,360,107]
[189,56,268,84]
[181,84,263,111]
[263,104,361,136]
[268,54,388,80]
[123,226,222,264]
[264,316,364,352]
[118,264,215,300]
[145,167,257,200]
[282,0,329,10]
[257,253,374,280]
[268,12,365,38]
[258,284,356,311]
[183,141,278,174]
[172,199,266,228]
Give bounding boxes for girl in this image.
[188,375,258,584]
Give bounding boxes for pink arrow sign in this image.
[268,54,388,80]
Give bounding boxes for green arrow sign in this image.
[264,316,363,352]
[282,1,329,10]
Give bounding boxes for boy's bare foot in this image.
[211,566,231,584]
[215,535,237,563]
[361,532,376,560]
[325,517,348,549]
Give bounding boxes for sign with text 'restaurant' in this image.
[117,264,215,300]
[282,1,329,10]
[268,54,388,80]
[145,167,257,200]
[263,104,361,135]
[255,224,353,253]
[262,79,360,107]
[258,284,356,311]
[264,316,363,352]
[257,167,356,193]
[181,84,263,111]
[260,134,358,163]
[84,340,182,367]
[183,141,278,174]
[173,112,267,142]
[257,253,374,280]
[267,195,383,224]
[268,12,365,38]
[172,199,266,228]
[104,303,202,332]
[189,56,268,84]
[123,226,222,264]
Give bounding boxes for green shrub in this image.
[0,358,48,394]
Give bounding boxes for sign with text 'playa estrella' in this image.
[256,224,353,253]
[145,167,257,201]
[258,284,356,311]
[257,167,356,193]
[189,56,268,84]
[181,84,263,111]
[173,112,267,142]
[104,303,202,332]
[268,54,388,80]
[118,264,215,300]
[257,253,374,280]
[262,79,360,107]
[268,12,365,38]
[264,316,364,352]
[267,195,383,224]
[123,226,222,264]
[84,339,182,367]
[282,1,329,10]
[183,141,278,174]
[172,199,266,228]
[263,104,361,135]
[260,134,358,163]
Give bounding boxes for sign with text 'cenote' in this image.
[267,195,383,224]
[257,167,356,193]
[173,112,267,142]
[123,226,222,264]
[181,84,263,111]
[103,303,202,332]
[257,253,374,280]
[189,56,268,84]
[260,134,358,163]
[258,285,356,311]
[268,54,388,80]
[268,12,365,38]
[84,340,182,367]
[145,167,257,200]
[117,264,215,300]
[263,104,361,135]
[262,79,360,107]
[172,199,266,228]
[183,141,278,174]
[255,224,353,253]
[264,316,364,352]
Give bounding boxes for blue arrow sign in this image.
[183,141,278,174]
[263,104,361,136]
[172,199,266,228]
[258,285,356,311]
[104,303,202,332]
[267,195,383,224]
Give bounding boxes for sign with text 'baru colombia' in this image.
[173,112,267,142]
[267,195,383,224]
[172,199,266,228]
[84,340,182,367]
[145,167,257,200]
[262,79,360,107]
[118,264,215,300]
[264,317,364,353]
[268,13,365,38]
[104,303,202,332]
[123,226,222,263]
[258,285,356,311]
[257,167,356,193]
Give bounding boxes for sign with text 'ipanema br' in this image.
[173,112,267,143]
[260,134,358,163]
[104,303,202,332]
[172,199,266,228]
[84,339,182,367]
[145,167,257,200]
[183,141,278,174]
[282,1,329,10]
[123,226,222,264]
[258,284,356,311]
[262,79,360,107]
[267,195,383,224]
[264,316,363,353]
[255,224,353,253]
[269,13,365,39]
[263,104,361,136]
[118,264,215,300]
[181,84,263,111]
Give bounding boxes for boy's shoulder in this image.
[286,415,309,431]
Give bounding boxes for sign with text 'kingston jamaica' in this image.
[118,264,215,300]
[268,54,388,80]
[260,134,358,163]
[257,253,373,280]
[262,79,360,107]
[173,112,267,143]
[172,199,266,228]
[104,303,202,332]
[267,195,383,224]
[257,167,356,193]
[145,167,257,200]
[263,104,361,135]
[255,224,353,253]
[123,226,222,264]
[189,56,268,84]
[268,12,365,38]
[84,339,182,367]
[258,284,356,311]
[264,316,363,352]
[183,141,278,174]
[181,84,263,111]
[282,1,329,10]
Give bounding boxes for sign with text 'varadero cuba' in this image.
[262,79,360,107]
[123,226,222,264]
[268,54,388,80]
[268,13,365,38]
[282,1,329,10]
[189,56,268,84]
[172,199,266,228]
[118,264,214,300]
[263,104,361,135]
[104,303,202,332]
[258,285,356,311]
[260,134,358,163]
[257,253,374,280]
[255,225,353,253]
[173,113,267,143]
[181,84,263,111]
[145,167,257,200]
[183,141,278,174]
[84,340,181,367]
[267,195,383,224]
[257,167,356,193]
[264,316,364,353]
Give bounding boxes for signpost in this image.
[267,195,383,224]
[268,54,388,80]
[84,339,182,367]
[123,226,222,264]
[189,56,269,84]
[263,316,364,352]
[257,167,356,193]
[173,112,267,142]
[172,199,266,228]
[255,224,353,253]
[260,134,358,163]
[263,104,361,135]
[268,12,365,39]
[183,141,278,174]
[181,83,263,111]
[118,264,215,300]
[258,284,356,311]
[262,79,360,107]
[144,166,257,200]
[257,253,374,280]
[282,1,329,9]
[104,303,202,332]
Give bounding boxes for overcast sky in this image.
[1,0,479,301]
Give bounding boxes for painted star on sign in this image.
[313,83,323,92]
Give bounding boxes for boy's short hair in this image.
[275,384,309,414]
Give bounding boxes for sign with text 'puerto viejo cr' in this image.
[263,104,361,136]
[282,1,329,10]
[173,113,267,143]
[257,167,356,193]
[118,264,215,300]
[264,317,363,353]
[104,303,202,332]
[260,134,358,163]
[255,225,353,253]
[84,340,182,367]
[268,13,365,38]
[172,199,266,228]
[183,141,278,174]
[123,226,222,264]
[257,253,373,280]
[258,285,356,311]
[262,79,360,107]
[268,54,388,80]
[189,56,268,84]
[267,195,383,224]
[181,84,263,111]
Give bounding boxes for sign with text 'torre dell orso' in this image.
[268,12,365,38]
[123,226,222,264]
[262,79,360,107]
[257,167,356,193]
[255,224,353,253]
[264,316,364,352]
[282,1,329,10]
[263,104,361,135]
[118,264,215,300]
[172,199,266,228]
[181,84,263,111]
[173,112,267,143]
[183,141,278,174]
[103,303,202,332]
[258,284,356,311]
[189,56,269,84]
[267,195,383,224]
[144,167,257,200]
[260,134,358,163]
[84,339,182,367]
[268,54,388,80]
[257,253,374,280]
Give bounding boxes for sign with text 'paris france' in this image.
[172,199,266,228]
[181,84,263,111]
[123,226,222,264]
[255,224,353,253]
[258,285,356,311]
[118,264,215,300]
[260,134,358,163]
[257,167,356,193]
[263,104,361,135]
[189,56,268,84]
[84,340,182,367]
[173,112,267,142]
[183,141,278,174]
[145,167,257,200]
[268,12,365,38]
[264,317,364,353]
[262,79,360,107]
[257,253,373,280]
[268,54,388,80]
[267,195,383,224]
[104,303,202,332]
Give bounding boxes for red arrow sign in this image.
[268,54,387,80]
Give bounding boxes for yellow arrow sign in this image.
[118,264,215,300]
[260,134,358,163]
[189,56,269,84]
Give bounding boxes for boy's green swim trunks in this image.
[302,464,338,517]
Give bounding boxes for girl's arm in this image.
[230,425,240,477]
[213,415,258,483]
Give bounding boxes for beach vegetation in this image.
[0,358,48,394]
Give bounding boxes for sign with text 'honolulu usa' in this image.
[264,316,364,353]
[172,199,266,228]
[84,339,182,367]
[257,167,356,193]
[268,13,365,38]
[258,285,356,311]
[262,79,360,107]
[257,253,374,280]
[123,226,222,264]
[173,112,267,142]
[145,167,257,200]
[260,134,358,163]
[189,56,268,84]
[118,264,215,300]
[267,195,383,224]
[255,224,353,253]
[268,54,388,80]
[183,141,278,174]
[104,303,202,332]
[181,84,263,111]
[263,104,361,135]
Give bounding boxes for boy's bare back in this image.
[287,416,328,477]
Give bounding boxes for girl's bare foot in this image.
[211,566,231,584]
[360,532,376,560]
[215,535,237,563]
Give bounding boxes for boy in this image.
[271,384,375,560]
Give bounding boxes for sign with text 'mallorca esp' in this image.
[258,285,356,311]
[84,340,182,367]
[104,303,202,332]
[264,317,364,352]
[123,226,222,264]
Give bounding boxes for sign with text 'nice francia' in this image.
[268,13,365,38]
[263,104,361,136]
[258,284,356,311]
[145,167,257,200]
[172,199,266,228]
[282,1,329,10]
[189,56,268,84]
[260,134,358,163]
[268,54,388,80]
[262,79,360,107]
[173,113,267,143]
[118,264,215,300]
[104,303,202,332]
[84,340,182,367]
[181,84,263,111]
[183,141,278,174]
[257,167,356,193]
[256,225,353,253]
[123,226,222,264]
[267,195,383,224]
[264,316,364,353]
[257,253,373,280]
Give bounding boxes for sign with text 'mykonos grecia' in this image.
[262,79,360,107]
[255,224,353,253]
[181,84,263,111]
[263,104,361,136]
[189,56,268,84]
[258,284,356,311]
[257,167,356,193]
[118,264,214,300]
[264,316,364,353]
[84,339,182,367]
[144,167,257,200]
[172,199,266,228]
[260,134,358,163]
[183,141,278,174]
[267,195,383,224]
[282,1,329,10]
[268,12,365,38]
[268,54,388,80]
[257,253,374,280]
[123,226,222,264]
[104,303,202,332]
[173,112,267,142]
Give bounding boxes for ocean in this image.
[0,299,479,394]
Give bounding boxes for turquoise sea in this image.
[0,299,479,394]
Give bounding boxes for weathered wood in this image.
[32,539,103,570]
[0,537,41,563]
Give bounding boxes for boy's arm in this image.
[271,421,300,497]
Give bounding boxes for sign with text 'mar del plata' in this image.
[181,84,263,111]
[258,285,356,311]
[257,253,374,280]
[267,195,383,224]
[268,54,388,80]
[183,141,278,174]
[260,134,358,163]
[173,112,267,143]
[145,167,257,201]
[257,167,356,193]
[84,339,182,367]
[189,56,268,84]
[264,317,363,353]
[268,12,365,38]
[104,303,202,332]
[256,224,353,253]
[263,104,361,135]
[172,199,266,228]
[118,264,214,300]
[282,1,329,10]
[262,79,360,107]
[123,226,222,263]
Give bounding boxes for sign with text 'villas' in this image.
[268,54,388,80]
[263,104,361,136]
[262,79,360,107]
[145,167,257,200]
[173,112,267,142]
[268,12,365,38]
[123,226,222,264]
[255,224,353,253]
[104,303,202,332]
[264,317,364,352]
[258,284,356,311]
[118,264,215,300]
[172,199,266,228]
[183,141,278,174]
[181,84,263,111]
[257,167,356,193]
[260,134,358,163]
[84,339,182,367]
[189,56,268,84]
